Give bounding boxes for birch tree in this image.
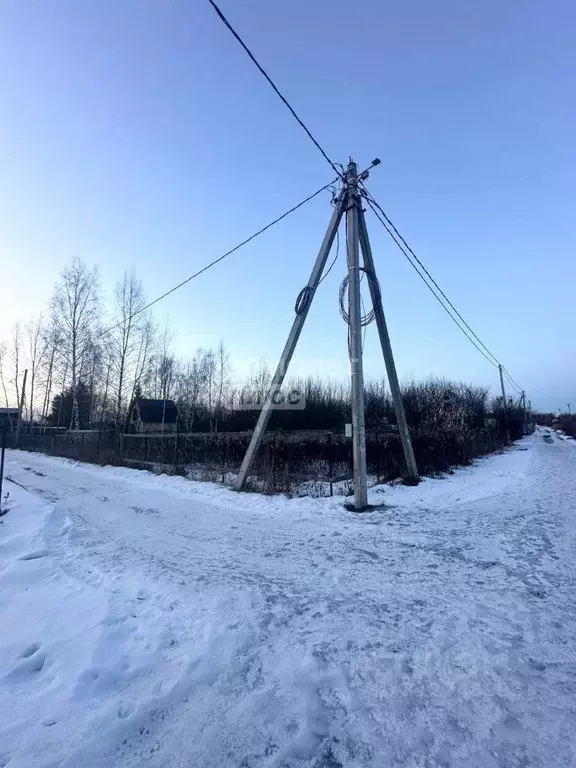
[213,342,230,432]
[11,322,22,408]
[110,271,147,427]
[39,325,62,424]
[0,343,10,409]
[25,315,46,424]
[50,258,100,430]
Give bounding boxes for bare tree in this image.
[81,336,103,428]
[126,314,155,420]
[204,348,217,431]
[11,322,22,407]
[175,349,208,431]
[153,319,175,401]
[39,324,62,424]
[250,358,272,402]
[0,342,10,410]
[25,315,46,424]
[98,348,114,433]
[50,258,100,430]
[214,341,230,432]
[110,271,148,427]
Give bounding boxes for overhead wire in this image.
[361,194,500,369]
[359,185,529,396]
[503,369,523,394]
[205,0,341,178]
[114,0,527,396]
[318,226,339,286]
[98,177,337,339]
[360,183,501,368]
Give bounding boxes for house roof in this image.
[136,398,178,424]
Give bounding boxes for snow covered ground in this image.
[1,427,575,767]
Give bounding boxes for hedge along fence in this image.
[8,418,528,497]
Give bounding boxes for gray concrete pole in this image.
[357,207,419,482]
[345,161,368,509]
[234,193,347,491]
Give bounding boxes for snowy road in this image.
[1,429,576,767]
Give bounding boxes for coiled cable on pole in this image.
[294,226,341,315]
[338,267,380,326]
[294,286,313,315]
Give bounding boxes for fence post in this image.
[173,430,178,466]
[328,433,333,497]
[0,428,6,508]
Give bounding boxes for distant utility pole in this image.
[15,368,28,448]
[567,404,572,415]
[498,364,510,443]
[233,158,419,509]
[521,390,527,435]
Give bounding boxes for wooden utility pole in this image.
[345,161,368,508]
[498,364,510,443]
[233,158,418,509]
[15,368,28,448]
[358,209,419,481]
[520,390,527,435]
[234,195,346,493]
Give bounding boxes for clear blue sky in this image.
[1,0,574,410]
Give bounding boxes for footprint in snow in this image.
[5,643,46,681]
[18,549,48,561]
[21,642,41,659]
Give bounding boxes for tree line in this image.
[1,257,519,435]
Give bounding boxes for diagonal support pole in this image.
[234,193,347,491]
[357,206,419,481]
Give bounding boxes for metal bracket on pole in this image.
[234,193,347,491]
[357,207,419,482]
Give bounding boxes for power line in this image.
[204,1,526,395]
[362,195,500,369]
[99,178,337,339]
[206,0,341,178]
[318,226,340,286]
[360,184,501,368]
[503,368,523,394]
[362,189,527,394]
